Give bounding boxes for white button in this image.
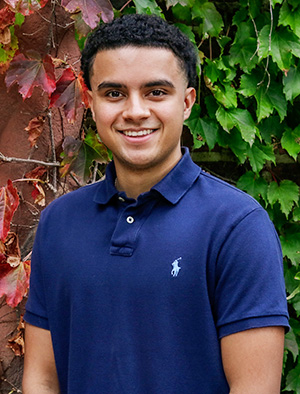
[118,196,125,202]
[126,216,134,224]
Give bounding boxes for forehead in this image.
[89,46,187,86]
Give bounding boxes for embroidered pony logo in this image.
[171,257,182,277]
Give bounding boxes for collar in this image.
[93,147,201,205]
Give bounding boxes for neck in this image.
[114,156,182,200]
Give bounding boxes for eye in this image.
[106,91,123,98]
[150,89,166,97]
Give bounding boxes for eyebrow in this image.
[97,79,175,91]
[97,82,124,91]
[143,80,175,89]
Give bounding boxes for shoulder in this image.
[40,181,103,221]
[193,169,262,217]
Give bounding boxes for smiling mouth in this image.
[120,129,157,137]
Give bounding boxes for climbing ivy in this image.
[170,1,300,391]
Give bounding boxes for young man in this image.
[23,14,289,394]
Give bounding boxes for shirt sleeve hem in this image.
[24,310,49,330]
[218,315,290,339]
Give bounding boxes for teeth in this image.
[122,129,154,137]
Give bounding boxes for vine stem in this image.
[48,109,58,194]
[0,152,60,167]
[1,377,22,393]
[119,0,133,12]
[257,0,273,89]
[248,0,259,61]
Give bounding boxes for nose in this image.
[122,93,151,121]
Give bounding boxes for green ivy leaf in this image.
[216,107,257,146]
[283,355,300,391]
[238,72,261,97]
[166,0,190,9]
[84,129,110,163]
[287,284,300,301]
[236,171,268,203]
[184,104,204,149]
[175,23,196,45]
[61,130,110,181]
[268,180,299,217]
[247,0,261,18]
[215,56,236,82]
[259,116,284,143]
[204,59,222,84]
[292,295,300,318]
[197,118,218,150]
[284,263,299,294]
[293,207,300,221]
[279,2,300,38]
[191,1,223,37]
[254,82,287,122]
[205,95,218,119]
[284,330,299,362]
[254,85,274,122]
[246,142,275,173]
[267,202,287,231]
[172,3,192,23]
[283,66,300,102]
[281,126,300,161]
[212,83,237,109]
[0,47,8,63]
[15,13,25,26]
[232,8,248,26]
[271,0,283,6]
[289,0,300,9]
[216,106,235,132]
[133,0,163,16]
[281,231,300,266]
[229,22,258,73]
[184,104,218,150]
[217,36,232,55]
[258,25,300,71]
[216,127,248,163]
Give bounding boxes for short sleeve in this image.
[24,213,49,330]
[214,207,289,338]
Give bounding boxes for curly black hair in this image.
[81,14,198,90]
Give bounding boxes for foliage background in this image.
[0,0,299,392]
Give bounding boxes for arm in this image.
[22,323,60,394]
[221,326,285,394]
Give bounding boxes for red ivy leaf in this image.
[0,26,11,45]
[0,6,15,30]
[3,232,21,267]
[0,241,6,263]
[70,12,92,38]
[4,0,48,16]
[25,166,47,206]
[24,116,45,147]
[5,51,56,99]
[61,0,114,29]
[50,68,89,123]
[31,182,45,206]
[0,180,19,243]
[0,260,30,308]
[7,316,25,356]
[25,165,47,179]
[60,130,110,180]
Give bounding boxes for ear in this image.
[183,87,196,121]
[87,90,95,121]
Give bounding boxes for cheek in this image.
[94,106,116,127]
[155,100,185,121]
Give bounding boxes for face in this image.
[88,46,196,175]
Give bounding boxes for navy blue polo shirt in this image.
[25,148,289,394]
